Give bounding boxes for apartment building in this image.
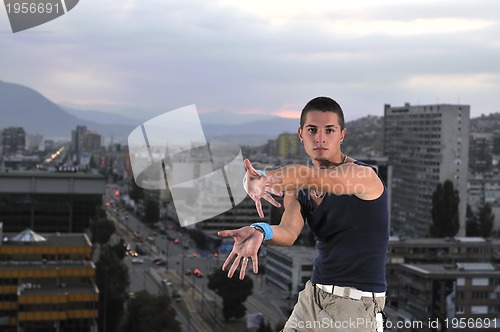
[384,103,470,237]
[386,236,500,331]
[0,226,98,332]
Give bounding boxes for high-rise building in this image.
[384,103,470,237]
[469,132,494,174]
[71,126,101,164]
[1,127,26,156]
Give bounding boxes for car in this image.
[193,269,203,278]
[161,279,172,288]
[184,269,192,276]
[131,258,144,264]
[173,239,179,244]
[155,259,166,266]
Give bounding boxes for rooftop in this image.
[1,229,91,247]
[403,262,499,277]
[389,236,500,245]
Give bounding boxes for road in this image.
[105,196,288,331]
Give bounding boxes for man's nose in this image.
[315,134,326,143]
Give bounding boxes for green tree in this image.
[144,199,159,224]
[110,238,127,260]
[207,269,253,321]
[478,203,495,238]
[123,291,181,332]
[90,218,116,248]
[465,204,478,237]
[96,246,130,332]
[430,180,460,237]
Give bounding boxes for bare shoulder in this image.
[349,159,384,200]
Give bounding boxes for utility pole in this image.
[103,267,108,332]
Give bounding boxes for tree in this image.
[144,199,159,224]
[96,246,130,332]
[478,203,495,238]
[90,217,116,247]
[207,269,253,321]
[123,291,181,332]
[111,238,128,260]
[465,204,478,237]
[430,180,460,237]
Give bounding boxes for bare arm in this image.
[266,163,384,200]
[218,191,304,279]
[267,191,304,246]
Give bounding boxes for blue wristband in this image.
[251,222,274,241]
[242,169,267,187]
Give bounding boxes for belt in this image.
[315,284,386,300]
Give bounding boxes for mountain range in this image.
[0,80,300,145]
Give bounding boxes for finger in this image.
[266,176,283,184]
[222,252,237,271]
[252,256,259,274]
[227,256,241,278]
[263,194,281,208]
[266,186,283,197]
[243,159,259,175]
[217,230,236,238]
[239,258,249,280]
[255,200,264,218]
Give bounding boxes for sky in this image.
[1,0,500,122]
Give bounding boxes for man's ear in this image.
[340,128,346,143]
[298,127,303,142]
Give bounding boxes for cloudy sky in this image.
[1,0,500,122]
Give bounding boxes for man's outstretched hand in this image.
[218,226,264,280]
[243,159,282,218]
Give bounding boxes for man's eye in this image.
[308,128,317,133]
[325,129,334,133]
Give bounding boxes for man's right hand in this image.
[217,226,265,280]
[243,159,282,218]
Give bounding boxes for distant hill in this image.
[0,80,134,142]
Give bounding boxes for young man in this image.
[218,97,389,332]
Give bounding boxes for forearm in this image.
[267,225,300,246]
[267,163,379,196]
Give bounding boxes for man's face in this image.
[298,111,346,163]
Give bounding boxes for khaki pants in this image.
[281,281,386,332]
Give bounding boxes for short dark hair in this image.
[300,97,345,130]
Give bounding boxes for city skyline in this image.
[1,0,500,123]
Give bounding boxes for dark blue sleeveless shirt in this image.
[297,161,389,292]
